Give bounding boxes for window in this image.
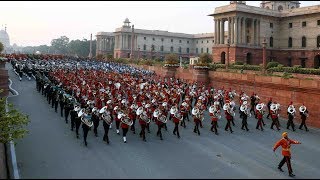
[207,40,209,43]
[187,41,189,44]
[206,48,209,53]
[270,23,273,28]
[201,41,203,44]
[278,5,283,11]
[170,46,174,52]
[179,40,182,43]
[144,37,146,40]
[186,48,190,53]
[212,40,214,43]
[143,44,146,51]
[201,48,203,53]
[160,45,164,51]
[152,38,155,41]
[151,45,155,51]
[269,37,273,47]
[288,37,292,48]
[302,36,306,47]
[302,21,306,27]
[317,35,320,47]
[171,39,173,42]
[318,20,320,26]
[196,41,198,44]
[178,47,181,53]
[161,38,164,42]
[196,48,198,54]
[289,23,292,28]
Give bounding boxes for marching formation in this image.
[9,58,310,146]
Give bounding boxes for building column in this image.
[251,18,254,45]
[220,19,224,44]
[243,17,247,45]
[235,17,238,44]
[217,19,220,44]
[214,19,218,44]
[231,17,234,44]
[228,17,231,44]
[258,20,261,45]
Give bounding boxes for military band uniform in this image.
[82,123,90,146]
[172,115,181,138]
[224,110,233,133]
[92,113,100,137]
[70,109,77,131]
[270,110,280,131]
[255,110,264,131]
[102,120,110,144]
[299,110,309,131]
[286,111,295,131]
[241,111,249,131]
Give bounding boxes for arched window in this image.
[317,35,320,48]
[278,5,283,11]
[196,48,198,54]
[266,6,270,9]
[201,48,203,53]
[160,45,164,51]
[302,36,306,47]
[206,48,209,53]
[288,37,292,48]
[178,47,182,53]
[270,37,273,47]
[170,46,174,52]
[291,6,295,9]
[186,48,190,53]
[151,45,155,51]
[143,44,146,51]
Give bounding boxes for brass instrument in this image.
[140,112,151,123]
[299,105,308,117]
[240,104,251,117]
[174,112,183,122]
[101,113,112,125]
[158,114,167,123]
[287,105,296,116]
[120,112,133,126]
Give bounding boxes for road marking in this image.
[8,79,19,97]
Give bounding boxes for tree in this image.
[0,42,4,53]
[198,53,212,65]
[164,54,179,64]
[0,89,29,143]
[51,36,70,55]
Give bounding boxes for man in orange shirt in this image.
[273,132,301,177]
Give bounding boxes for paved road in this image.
[6,63,320,179]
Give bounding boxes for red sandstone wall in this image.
[132,63,320,128]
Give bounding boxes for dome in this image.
[123,18,130,24]
[0,29,10,48]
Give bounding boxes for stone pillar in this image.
[235,17,239,44]
[220,19,224,44]
[214,19,218,44]
[227,40,230,69]
[258,20,261,45]
[231,17,234,44]
[228,17,231,45]
[243,17,247,45]
[251,19,254,45]
[218,19,220,44]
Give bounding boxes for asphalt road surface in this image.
[6,63,320,179]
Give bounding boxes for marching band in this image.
[8,57,311,147]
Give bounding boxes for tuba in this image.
[81,114,93,127]
[136,106,144,116]
[120,113,133,126]
[153,108,161,118]
[140,112,150,124]
[240,104,251,117]
[101,113,112,125]
[170,106,178,115]
[299,105,309,117]
[158,114,167,123]
[287,105,296,116]
[174,112,183,122]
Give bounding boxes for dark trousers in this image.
[271,118,280,130]
[173,122,180,137]
[231,116,235,126]
[54,101,59,112]
[93,119,99,136]
[287,118,295,131]
[241,117,249,131]
[210,121,218,134]
[225,120,233,133]
[102,121,110,143]
[122,128,128,137]
[180,118,186,128]
[130,119,136,133]
[146,123,150,132]
[139,124,146,140]
[279,156,293,174]
[157,124,164,139]
[194,121,200,135]
[82,124,90,145]
[116,121,120,130]
[70,117,75,131]
[60,103,64,117]
[256,118,264,131]
[64,109,70,123]
[75,118,81,137]
[299,119,308,131]
[51,98,55,108]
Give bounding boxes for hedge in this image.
[268,67,320,75]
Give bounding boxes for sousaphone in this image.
[81,114,93,127]
[170,106,178,115]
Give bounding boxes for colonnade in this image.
[214,16,261,46]
[96,36,114,53]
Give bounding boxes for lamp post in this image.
[262,36,267,73]
[226,38,230,70]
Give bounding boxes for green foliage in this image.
[115,58,130,64]
[51,36,70,54]
[266,61,280,69]
[164,54,179,64]
[230,64,261,71]
[209,63,226,71]
[0,89,29,143]
[282,72,293,79]
[0,42,4,53]
[198,53,212,65]
[106,54,113,60]
[268,66,320,75]
[234,61,244,65]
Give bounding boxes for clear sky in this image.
[0,1,318,47]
